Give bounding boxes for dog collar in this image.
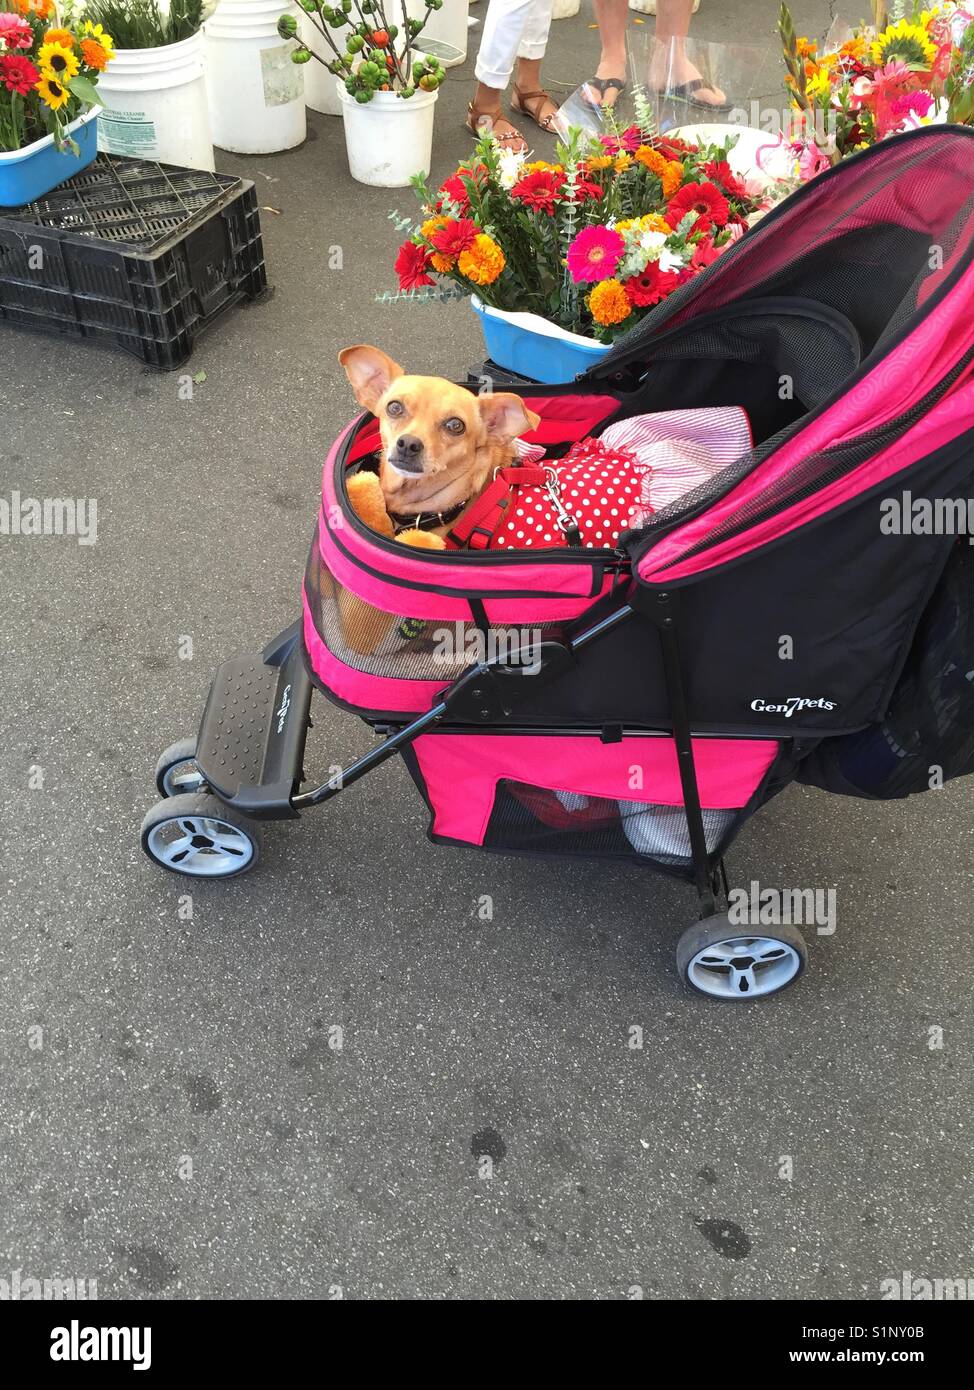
[388,496,470,533]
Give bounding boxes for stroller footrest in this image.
[195,620,311,817]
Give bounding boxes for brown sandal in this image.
[465,102,527,153]
[511,86,559,134]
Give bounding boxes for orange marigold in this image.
[80,38,110,71]
[634,146,683,199]
[15,0,54,18]
[44,27,76,47]
[588,278,631,327]
[457,234,505,286]
[430,252,455,273]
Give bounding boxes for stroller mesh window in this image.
[484,780,736,870]
[305,529,565,682]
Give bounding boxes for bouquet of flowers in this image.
[778,1,974,181]
[391,118,768,344]
[0,1,114,153]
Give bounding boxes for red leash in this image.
[446,464,551,551]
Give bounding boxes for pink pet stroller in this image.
[142,128,974,999]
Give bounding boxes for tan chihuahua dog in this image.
[339,345,540,546]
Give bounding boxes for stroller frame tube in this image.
[293,596,720,916]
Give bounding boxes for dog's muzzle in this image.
[389,434,425,474]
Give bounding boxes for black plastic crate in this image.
[0,155,269,368]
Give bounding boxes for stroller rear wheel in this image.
[677,914,806,1000]
[154,737,207,798]
[140,793,262,878]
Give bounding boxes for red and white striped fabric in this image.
[502,407,751,551]
[598,407,752,513]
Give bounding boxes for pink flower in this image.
[598,126,643,154]
[792,141,832,183]
[0,13,33,50]
[566,225,625,284]
[889,90,934,120]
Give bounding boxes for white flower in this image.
[659,246,687,273]
[637,229,667,259]
[497,147,526,190]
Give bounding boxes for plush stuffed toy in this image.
[346,472,447,551]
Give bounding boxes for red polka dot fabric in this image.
[491,439,652,551]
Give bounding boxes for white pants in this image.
[475,0,555,90]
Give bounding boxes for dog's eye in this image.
[443,417,466,435]
[386,400,405,418]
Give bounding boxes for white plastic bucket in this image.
[298,11,341,116]
[406,0,467,68]
[203,0,306,154]
[337,84,437,187]
[96,32,215,172]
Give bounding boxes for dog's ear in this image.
[478,392,542,442]
[338,345,404,413]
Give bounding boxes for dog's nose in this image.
[393,434,425,472]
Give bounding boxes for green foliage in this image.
[84,0,207,48]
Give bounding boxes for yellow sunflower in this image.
[870,19,937,68]
[82,20,115,54]
[38,41,80,84]
[35,74,70,109]
[805,68,834,102]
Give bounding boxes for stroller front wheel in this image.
[154,737,207,798]
[677,914,807,1000]
[140,793,262,879]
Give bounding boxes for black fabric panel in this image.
[797,541,974,799]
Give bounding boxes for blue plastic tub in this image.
[469,294,610,384]
[0,112,99,209]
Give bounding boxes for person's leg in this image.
[472,0,545,146]
[651,0,725,105]
[589,0,629,107]
[512,0,558,129]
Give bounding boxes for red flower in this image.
[654,135,694,160]
[572,178,604,202]
[703,159,747,200]
[623,262,680,307]
[0,53,39,96]
[511,167,565,213]
[429,217,478,260]
[665,181,730,233]
[690,237,722,271]
[395,240,435,292]
[439,164,486,213]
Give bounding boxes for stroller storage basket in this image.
[403,731,783,878]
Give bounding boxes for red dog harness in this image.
[447,439,652,552]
